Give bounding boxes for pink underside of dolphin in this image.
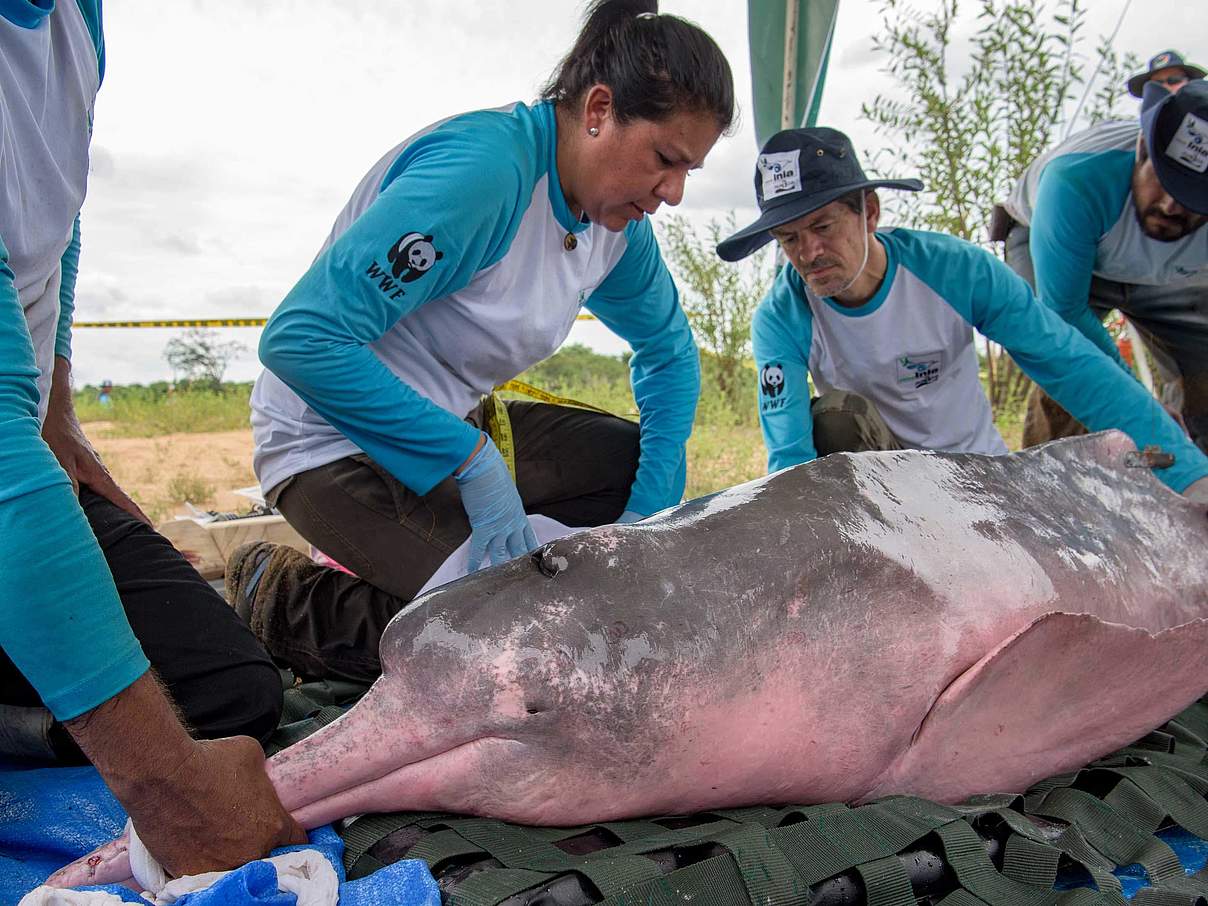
[48,432,1208,890]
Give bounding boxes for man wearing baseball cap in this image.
[719,128,1208,501]
[1003,80,1208,452]
[1127,50,1204,98]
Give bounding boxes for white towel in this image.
[20,821,338,906]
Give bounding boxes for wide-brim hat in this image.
[1128,49,1206,98]
[717,128,922,262]
[1140,79,1208,215]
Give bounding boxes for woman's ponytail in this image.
[542,0,735,133]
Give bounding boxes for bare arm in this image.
[65,672,306,878]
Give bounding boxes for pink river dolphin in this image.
[50,431,1208,888]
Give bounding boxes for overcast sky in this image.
[68,0,1199,386]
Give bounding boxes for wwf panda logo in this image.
[760,363,785,398]
[386,232,444,282]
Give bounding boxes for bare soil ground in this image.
[85,423,259,525]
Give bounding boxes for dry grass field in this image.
[75,347,1027,526]
[82,421,773,527]
[82,415,1025,529]
[84,423,260,525]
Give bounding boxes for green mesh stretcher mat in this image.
[270,678,1208,906]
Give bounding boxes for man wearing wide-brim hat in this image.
[1002,81,1208,453]
[719,127,1208,501]
[1127,50,1205,98]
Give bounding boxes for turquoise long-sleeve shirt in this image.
[1028,148,1136,368]
[0,234,147,721]
[1006,119,1208,368]
[0,0,150,721]
[253,101,698,517]
[753,228,1208,493]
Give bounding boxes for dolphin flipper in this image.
[45,831,132,889]
[867,612,1208,803]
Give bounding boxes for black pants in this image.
[0,486,283,758]
[253,401,641,683]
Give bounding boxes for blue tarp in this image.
[3,761,1207,903]
[1115,828,1208,898]
[0,764,440,905]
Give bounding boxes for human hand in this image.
[55,672,306,886]
[120,735,307,879]
[42,356,150,525]
[454,433,537,569]
[615,509,647,524]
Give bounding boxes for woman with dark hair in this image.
[236,1,736,682]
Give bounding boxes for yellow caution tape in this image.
[72,320,607,484]
[72,318,269,329]
[73,315,597,329]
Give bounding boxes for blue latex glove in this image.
[454,434,538,570]
[616,509,647,524]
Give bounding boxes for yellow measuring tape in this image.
[73,315,598,329]
[485,379,627,482]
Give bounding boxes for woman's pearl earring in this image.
[588,127,600,137]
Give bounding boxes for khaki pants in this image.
[811,389,903,456]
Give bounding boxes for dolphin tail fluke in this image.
[868,612,1208,803]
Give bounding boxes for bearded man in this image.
[1002,81,1208,451]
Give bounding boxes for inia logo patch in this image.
[896,352,942,390]
[758,150,801,200]
[1167,113,1208,174]
[364,232,444,300]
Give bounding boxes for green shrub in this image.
[74,383,253,437]
[165,471,216,506]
